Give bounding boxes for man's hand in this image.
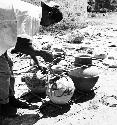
[39,50,54,63]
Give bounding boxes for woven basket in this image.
[25,73,47,93]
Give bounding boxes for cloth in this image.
[0,54,11,104]
[4,52,15,96]
[0,0,17,56]
[0,52,15,104]
[0,0,42,56]
[13,0,42,37]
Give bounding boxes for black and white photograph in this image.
[0,0,117,125]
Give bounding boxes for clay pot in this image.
[51,65,64,74]
[69,65,99,92]
[46,76,75,104]
[74,55,92,67]
[25,72,47,93]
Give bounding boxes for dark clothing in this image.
[0,52,14,104]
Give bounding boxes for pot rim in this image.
[69,74,99,79]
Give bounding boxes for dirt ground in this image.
[1,12,117,125]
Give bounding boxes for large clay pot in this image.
[69,65,99,92]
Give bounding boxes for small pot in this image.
[52,51,65,59]
[51,65,64,74]
[74,55,92,67]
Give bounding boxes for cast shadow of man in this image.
[1,113,42,125]
[20,91,71,118]
[39,101,71,117]
[19,89,95,118]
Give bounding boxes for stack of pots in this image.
[69,55,99,92]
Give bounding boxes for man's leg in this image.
[0,54,17,117]
[0,74,10,104]
[5,51,31,109]
[0,54,10,105]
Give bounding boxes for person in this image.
[11,0,63,71]
[0,0,63,118]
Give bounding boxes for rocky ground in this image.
[1,12,117,125]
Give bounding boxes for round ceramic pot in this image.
[25,73,47,94]
[69,65,99,92]
[74,55,92,67]
[46,76,75,104]
[51,65,64,74]
[52,51,65,59]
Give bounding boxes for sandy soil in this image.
[1,12,117,125]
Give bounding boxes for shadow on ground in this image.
[39,101,71,117]
[1,113,42,125]
[39,89,96,117]
[71,89,96,103]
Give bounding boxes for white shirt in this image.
[0,0,42,56]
